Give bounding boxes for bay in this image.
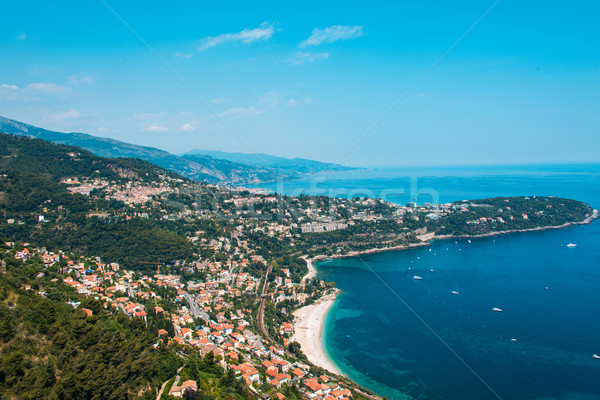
[255,163,600,400]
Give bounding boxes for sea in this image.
[250,164,600,400]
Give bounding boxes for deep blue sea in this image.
[253,164,600,400]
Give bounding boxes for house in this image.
[269,373,291,388]
[304,378,324,394]
[292,368,305,380]
[273,359,291,372]
[169,380,197,397]
[266,368,279,379]
[180,328,192,340]
[280,322,294,335]
[331,388,352,399]
[239,363,260,382]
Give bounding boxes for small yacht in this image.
[511,338,517,342]
[468,239,472,244]
[413,275,423,280]
[593,354,600,359]
[451,290,460,295]
[430,268,435,272]
[566,243,577,248]
[492,307,503,312]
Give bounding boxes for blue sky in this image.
[1,1,599,167]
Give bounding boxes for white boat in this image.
[451,291,460,295]
[468,239,472,243]
[430,268,435,272]
[566,243,577,248]
[593,354,600,359]
[413,275,422,280]
[492,307,503,312]
[511,338,517,342]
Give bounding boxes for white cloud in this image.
[146,125,169,132]
[300,25,364,47]
[197,22,275,51]
[180,123,195,132]
[210,97,230,104]
[0,82,72,101]
[287,52,330,65]
[47,109,84,122]
[175,52,193,59]
[286,97,312,107]
[68,73,95,85]
[220,106,263,119]
[16,33,28,41]
[258,91,283,107]
[25,82,71,95]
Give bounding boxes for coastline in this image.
[291,288,342,376]
[306,210,599,263]
[308,242,431,264]
[300,256,317,281]
[436,209,599,240]
[290,210,599,388]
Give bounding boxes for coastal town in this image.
[0,135,597,400]
[4,240,351,400]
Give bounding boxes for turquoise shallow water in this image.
[256,164,600,400]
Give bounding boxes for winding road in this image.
[257,263,273,343]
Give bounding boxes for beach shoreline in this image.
[291,288,342,376]
[290,210,599,383]
[306,242,431,265]
[300,256,318,281]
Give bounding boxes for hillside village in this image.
[6,242,349,400]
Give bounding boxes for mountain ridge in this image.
[183,149,354,173]
[0,116,357,185]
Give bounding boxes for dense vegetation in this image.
[0,252,182,399]
[0,133,181,183]
[0,135,194,270]
[434,196,594,236]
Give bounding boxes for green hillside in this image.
[0,134,194,270]
[0,249,182,399]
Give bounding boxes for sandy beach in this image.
[291,290,342,375]
[301,256,318,281]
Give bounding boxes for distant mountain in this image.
[183,149,356,174]
[0,116,357,184]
